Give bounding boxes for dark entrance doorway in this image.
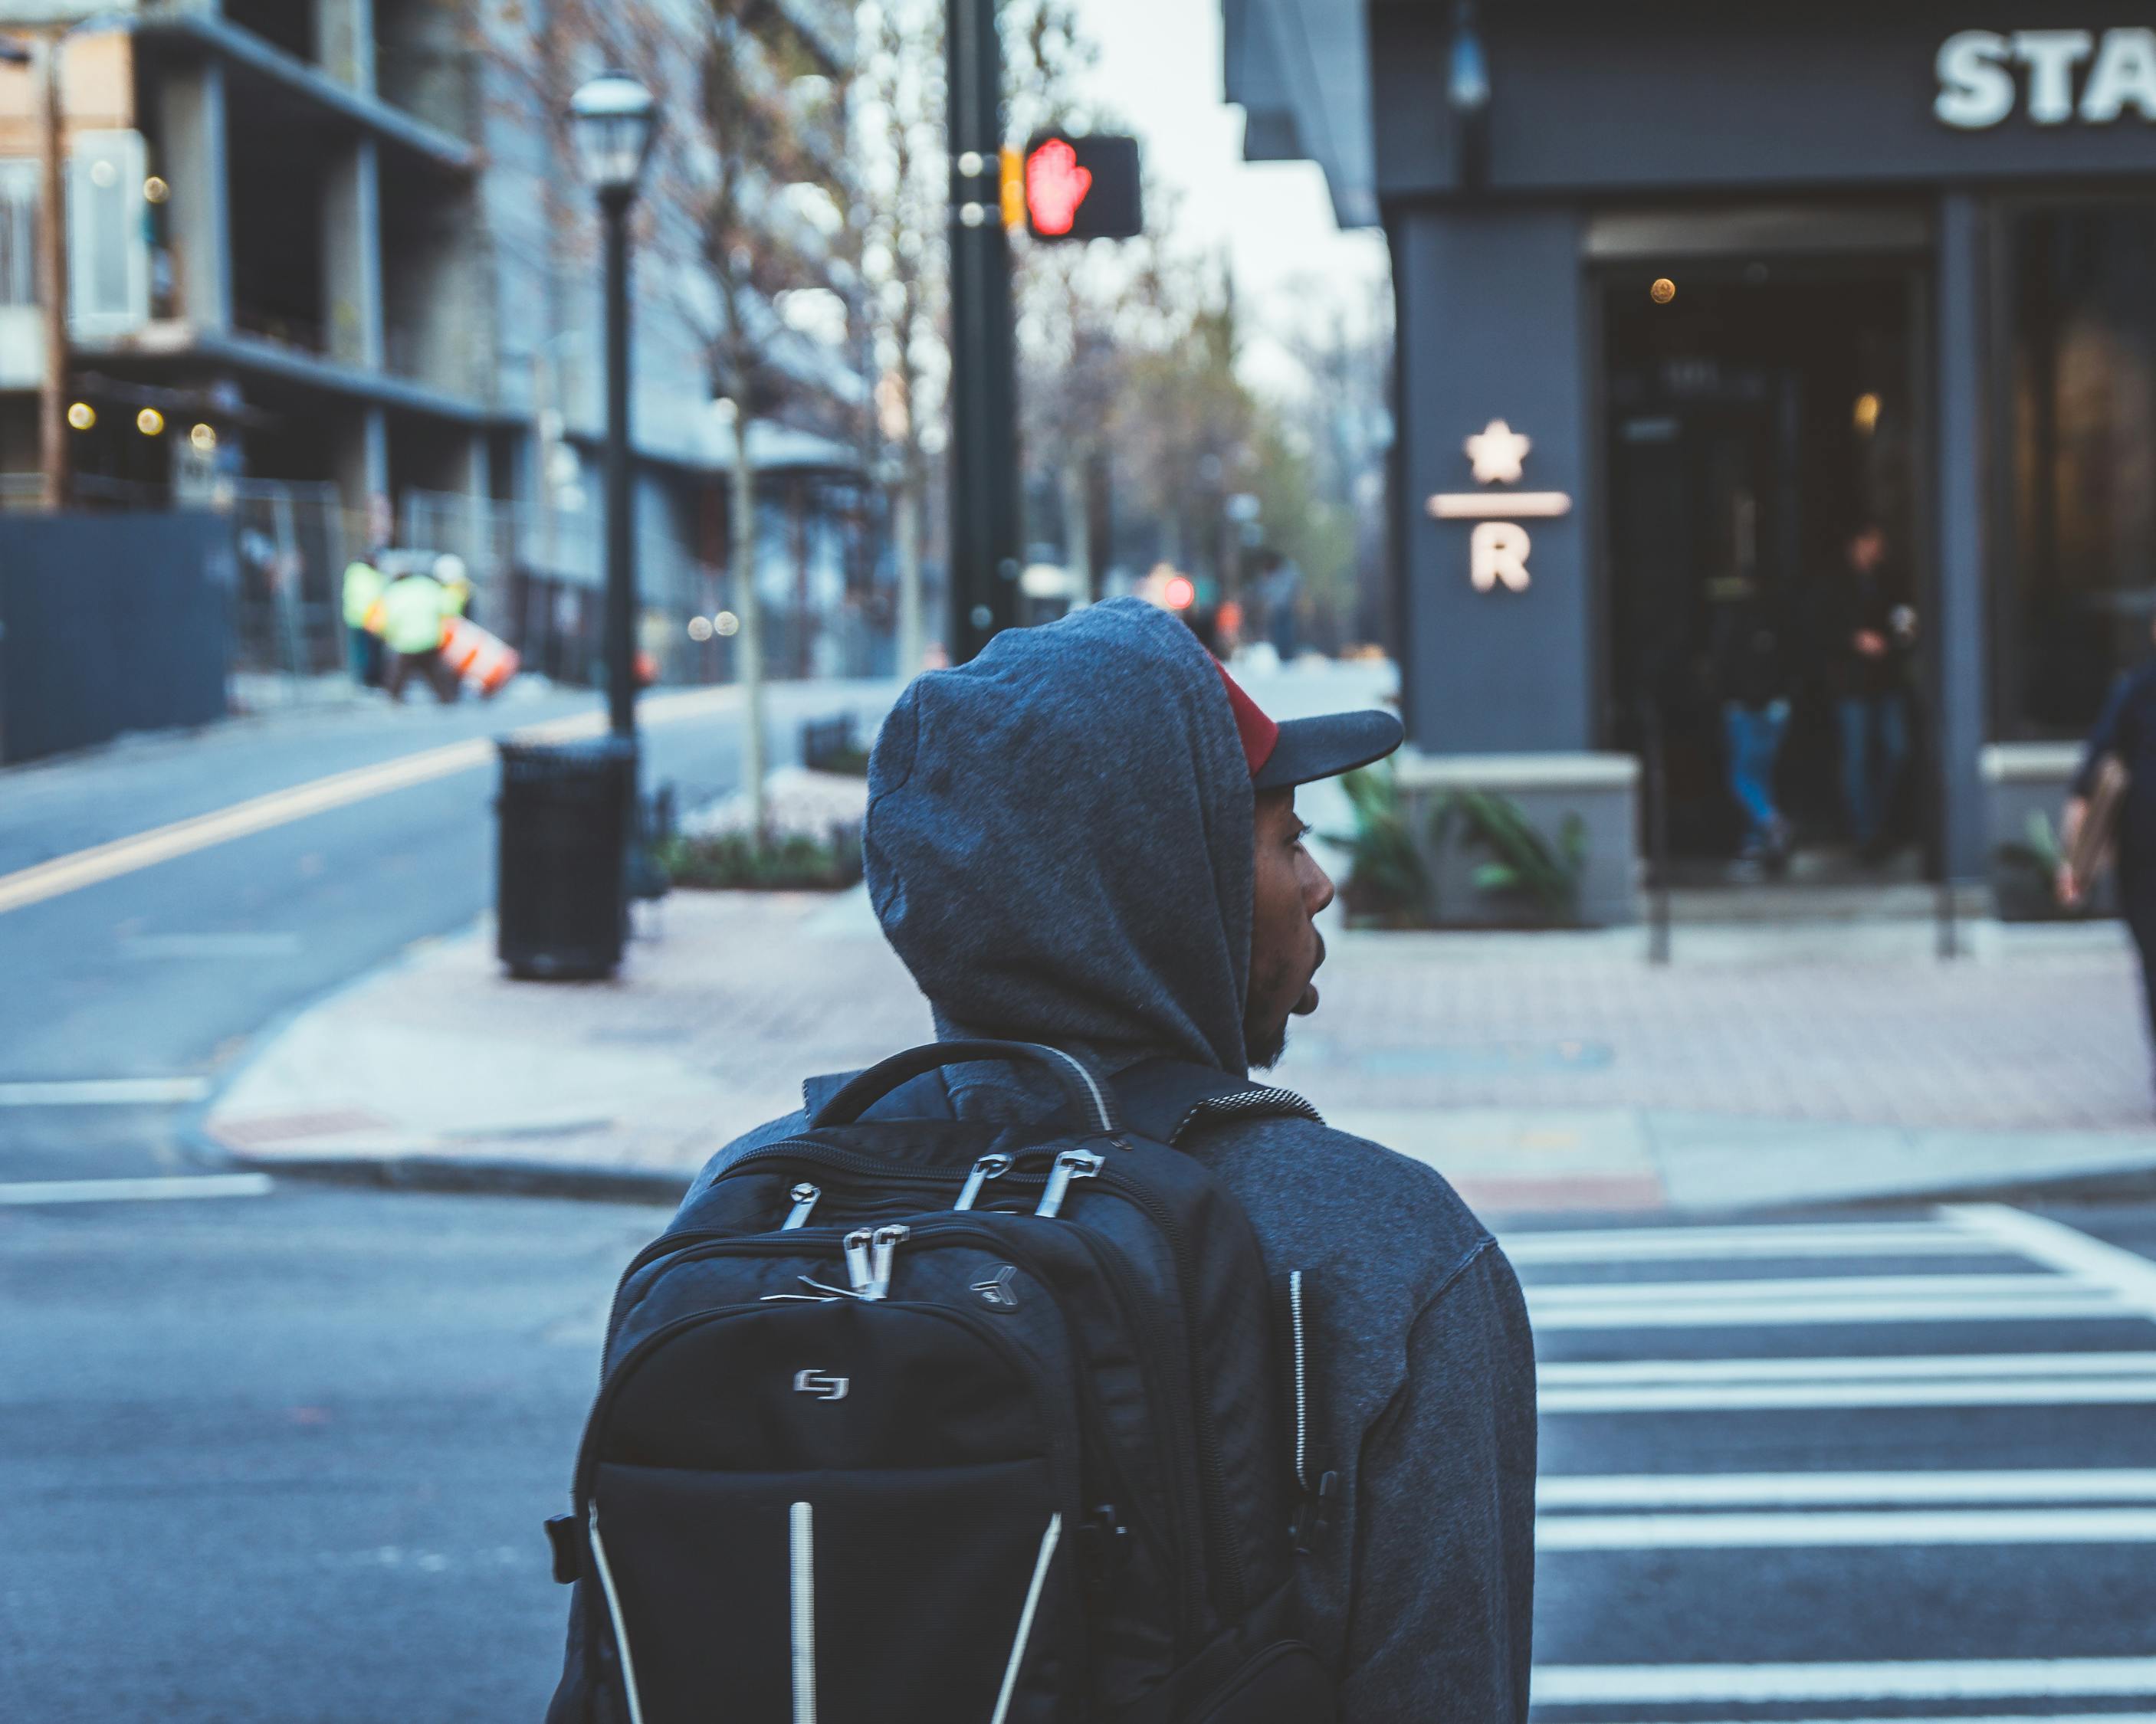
[1603,266,1921,879]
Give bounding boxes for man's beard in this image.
[1243,1004,1291,1073]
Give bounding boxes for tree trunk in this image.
[731,411,766,837]
[894,471,924,676]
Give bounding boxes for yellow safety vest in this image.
[374,575,448,654]
[341,560,385,629]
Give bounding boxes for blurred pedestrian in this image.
[372,560,458,703]
[659,601,1536,1716]
[434,553,473,623]
[2060,621,2156,1100]
[1825,523,1917,859]
[1711,584,1792,870]
[340,552,386,688]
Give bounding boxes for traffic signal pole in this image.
[946,0,1020,664]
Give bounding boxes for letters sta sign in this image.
[1936,28,2156,128]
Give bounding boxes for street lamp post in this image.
[569,73,658,742]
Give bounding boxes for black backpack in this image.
[542,1039,1339,1724]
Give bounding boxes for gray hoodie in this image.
[688,598,1536,1720]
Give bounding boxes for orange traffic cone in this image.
[439,617,520,698]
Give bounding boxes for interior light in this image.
[189,422,217,452]
[1852,392,1882,435]
[136,407,165,436]
[143,175,169,204]
[713,611,741,637]
[66,402,96,431]
[1650,277,1677,305]
[686,615,714,642]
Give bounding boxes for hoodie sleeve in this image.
[1337,1242,1538,1723]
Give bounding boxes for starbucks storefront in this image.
[1229,1,2156,916]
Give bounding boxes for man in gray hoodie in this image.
[688,597,1536,1719]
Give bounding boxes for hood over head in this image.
[865,598,1254,1074]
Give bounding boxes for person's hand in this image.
[1854,629,1888,658]
[2056,860,2082,909]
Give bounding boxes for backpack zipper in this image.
[1091,1167,1251,1616]
[1288,1270,1309,1493]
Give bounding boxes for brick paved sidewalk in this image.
[202,888,2156,1215]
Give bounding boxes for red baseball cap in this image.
[1214,663,1404,791]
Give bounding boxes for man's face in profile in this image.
[1245,786,1337,1070]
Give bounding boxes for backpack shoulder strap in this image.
[1108,1057,1323,1147]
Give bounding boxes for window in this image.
[0,159,35,308]
[2004,203,2156,737]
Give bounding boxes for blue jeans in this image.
[1837,692,1908,848]
[1723,700,1789,847]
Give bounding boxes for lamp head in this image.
[569,72,658,198]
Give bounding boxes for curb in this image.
[221,1151,691,1206]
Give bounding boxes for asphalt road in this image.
[0,677,894,1186]
[5,1182,2154,1721]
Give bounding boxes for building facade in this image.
[0,0,877,683]
[1228,0,2156,904]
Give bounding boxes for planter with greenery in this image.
[1329,765,1437,926]
[656,825,865,891]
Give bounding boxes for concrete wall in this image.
[1393,205,1593,755]
[1396,749,1640,926]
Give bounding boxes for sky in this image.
[1068,0,1390,392]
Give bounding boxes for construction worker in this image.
[372,559,458,703]
[435,553,473,621]
[340,553,386,687]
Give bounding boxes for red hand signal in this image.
[1025,139,1094,237]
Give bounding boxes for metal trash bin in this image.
[496,736,636,980]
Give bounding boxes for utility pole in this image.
[945,0,1019,664]
[599,183,637,741]
[36,34,68,512]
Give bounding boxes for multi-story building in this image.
[0,0,876,683]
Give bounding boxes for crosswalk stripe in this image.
[1536,1507,2156,1548]
[1540,1352,2156,1382]
[1538,1470,2156,1506]
[1541,1378,2156,1411]
[1946,1204,2156,1324]
[0,1174,273,1205]
[1531,1658,2156,1704]
[1529,1273,2090,1305]
[1530,1293,2118,1329]
[0,1077,212,1106]
[1508,1222,1987,1263]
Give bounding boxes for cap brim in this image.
[1253,707,1404,790]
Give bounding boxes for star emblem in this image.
[1464,419,1531,486]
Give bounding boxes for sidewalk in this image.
[201,886,2156,1217]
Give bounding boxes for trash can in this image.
[496,736,636,980]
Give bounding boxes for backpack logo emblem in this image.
[793,1369,850,1401]
[972,1265,1021,1311]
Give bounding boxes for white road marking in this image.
[1532,1658,2156,1705]
[1525,1271,2118,1329]
[1537,1470,2156,1507]
[0,687,743,918]
[1529,1273,2087,1306]
[1945,1203,2156,1323]
[1507,1222,1987,1264]
[1537,1507,2156,1549]
[1549,1717,2156,1724]
[0,1173,272,1205]
[0,1077,213,1106]
[1541,1352,2156,1383]
[1540,1352,2156,1410]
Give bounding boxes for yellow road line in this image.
[0,687,743,918]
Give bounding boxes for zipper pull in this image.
[842,1227,875,1296]
[953,1153,1012,1211]
[868,1224,909,1300]
[1034,1147,1104,1219]
[782,1183,821,1230]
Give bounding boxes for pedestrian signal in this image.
[1016,132,1141,241]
